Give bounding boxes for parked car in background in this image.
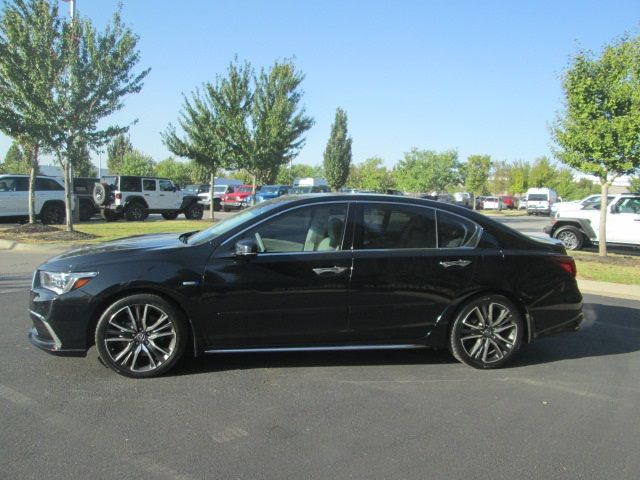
[293,177,328,188]
[482,196,505,210]
[544,193,640,250]
[0,174,71,224]
[197,178,243,211]
[220,185,254,211]
[526,187,558,216]
[72,177,99,221]
[92,175,203,221]
[255,185,291,203]
[290,185,331,194]
[454,192,471,208]
[29,193,583,378]
[551,194,615,216]
[183,184,209,195]
[500,195,516,210]
[518,197,527,210]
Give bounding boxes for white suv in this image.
[93,175,204,221]
[0,174,70,224]
[544,193,640,250]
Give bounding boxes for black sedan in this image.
[28,194,583,378]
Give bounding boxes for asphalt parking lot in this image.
[1,247,639,479]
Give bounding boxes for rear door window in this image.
[360,204,436,249]
[142,179,156,191]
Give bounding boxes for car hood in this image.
[44,233,188,270]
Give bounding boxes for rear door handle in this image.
[439,260,472,268]
[313,266,348,275]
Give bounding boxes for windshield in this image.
[213,186,227,194]
[260,186,279,194]
[188,200,283,245]
[237,186,253,193]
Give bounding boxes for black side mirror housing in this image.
[234,238,258,257]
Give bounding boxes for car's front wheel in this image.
[553,225,584,250]
[95,294,188,378]
[40,203,65,225]
[449,295,523,369]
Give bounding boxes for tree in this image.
[0,0,63,223]
[119,150,154,176]
[348,157,393,192]
[276,163,323,185]
[630,175,640,192]
[552,35,640,256]
[464,155,491,209]
[393,148,461,193]
[488,160,510,194]
[0,142,30,174]
[529,156,557,188]
[154,157,190,185]
[323,108,352,190]
[508,160,530,195]
[107,134,133,173]
[548,168,577,199]
[67,138,96,177]
[162,60,250,219]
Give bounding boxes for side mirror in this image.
[234,238,257,257]
[610,204,619,214]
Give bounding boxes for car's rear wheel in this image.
[450,295,523,369]
[125,202,146,221]
[95,294,187,378]
[553,225,584,251]
[185,203,204,220]
[40,203,65,225]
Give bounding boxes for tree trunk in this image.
[598,180,609,257]
[472,192,476,211]
[28,144,39,224]
[251,175,257,206]
[209,173,215,221]
[63,160,74,232]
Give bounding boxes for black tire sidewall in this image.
[94,294,187,378]
[186,204,204,219]
[449,295,524,369]
[125,202,145,221]
[41,204,64,224]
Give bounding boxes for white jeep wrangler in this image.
[92,175,204,221]
[544,193,640,250]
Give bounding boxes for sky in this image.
[1,0,638,171]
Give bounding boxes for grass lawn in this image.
[74,219,213,243]
[572,251,640,286]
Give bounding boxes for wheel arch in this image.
[86,286,200,357]
[39,199,66,214]
[552,218,596,240]
[123,196,149,209]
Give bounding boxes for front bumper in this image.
[221,200,249,209]
[28,287,92,356]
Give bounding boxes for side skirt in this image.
[204,344,429,355]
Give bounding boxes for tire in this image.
[213,198,221,212]
[124,202,146,221]
[79,200,94,221]
[184,203,204,220]
[449,295,524,369]
[93,183,109,206]
[223,206,231,212]
[161,211,179,220]
[40,203,65,225]
[553,225,584,251]
[94,293,187,378]
[101,209,119,222]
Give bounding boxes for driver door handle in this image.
[313,266,348,275]
[439,259,472,268]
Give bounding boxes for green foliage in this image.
[508,160,530,194]
[323,108,352,190]
[552,35,640,181]
[0,142,29,173]
[630,175,640,192]
[275,163,324,185]
[488,160,510,194]
[529,156,557,187]
[348,157,393,192]
[67,138,96,177]
[463,155,491,197]
[107,134,133,174]
[119,150,155,176]
[393,148,461,193]
[154,157,190,185]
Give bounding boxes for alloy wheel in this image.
[458,302,518,364]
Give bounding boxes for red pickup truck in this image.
[220,185,254,211]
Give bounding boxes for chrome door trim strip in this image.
[205,344,427,354]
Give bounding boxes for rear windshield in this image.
[528,194,548,201]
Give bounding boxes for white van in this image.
[292,177,328,187]
[526,187,558,216]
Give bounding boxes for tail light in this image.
[555,257,577,277]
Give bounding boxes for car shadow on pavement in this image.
[511,301,640,367]
[172,348,456,377]
[171,300,640,376]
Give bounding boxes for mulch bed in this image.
[0,223,98,242]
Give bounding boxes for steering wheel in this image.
[254,232,265,252]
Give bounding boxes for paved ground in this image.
[1,247,639,479]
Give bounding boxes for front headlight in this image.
[39,271,98,295]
